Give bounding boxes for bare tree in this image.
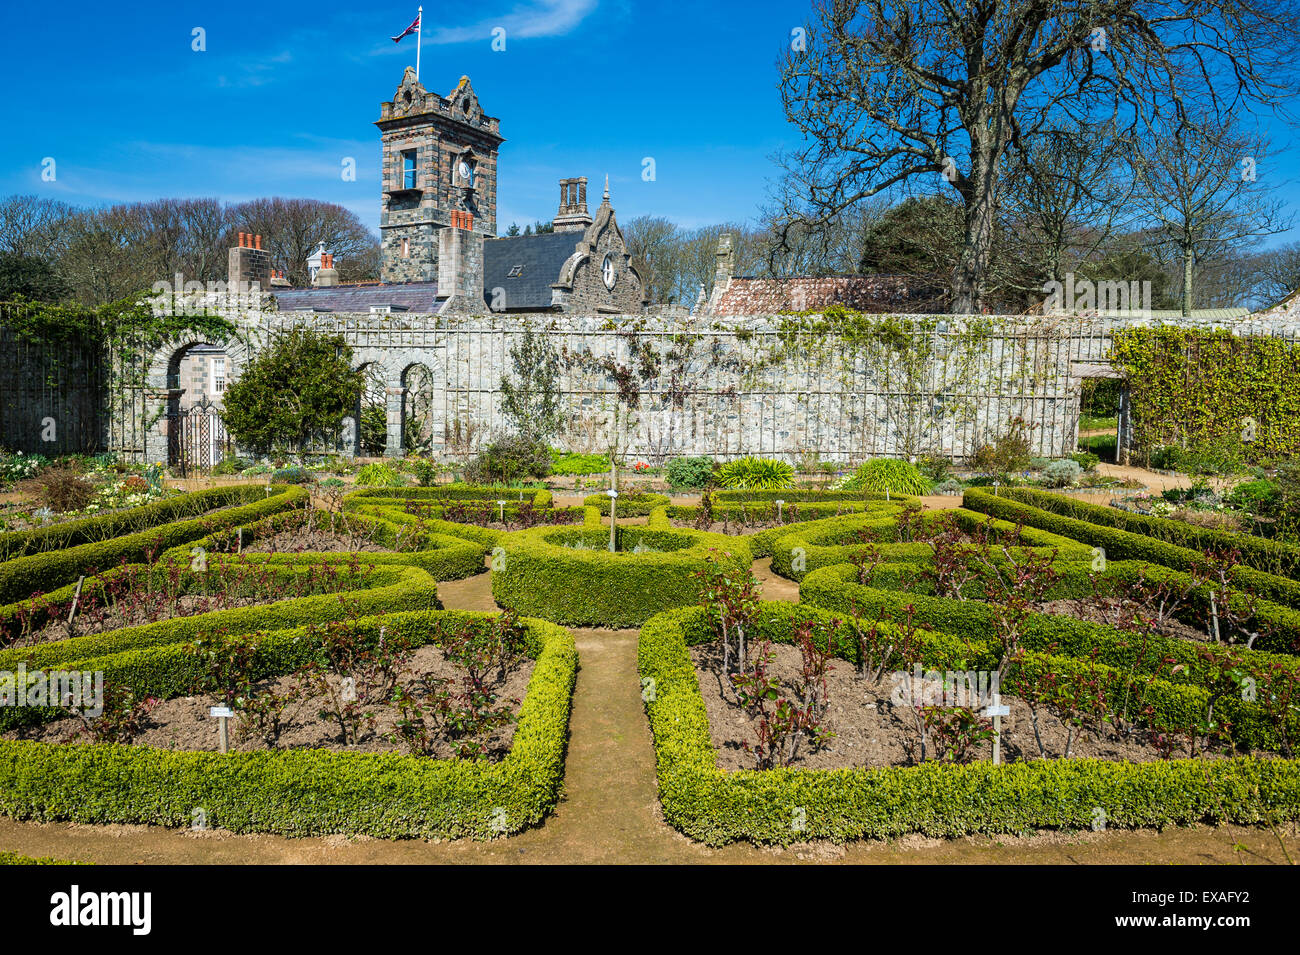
[0,195,74,259]
[229,198,378,287]
[622,215,681,304]
[1000,119,1135,295]
[775,0,1300,314]
[1127,111,1291,315]
[1251,242,1300,308]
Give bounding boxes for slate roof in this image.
[271,282,440,312]
[483,232,580,310]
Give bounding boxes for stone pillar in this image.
[144,390,174,467]
[1117,381,1132,466]
[385,386,406,458]
[706,233,734,312]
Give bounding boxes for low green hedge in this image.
[582,491,671,517]
[0,563,441,682]
[347,485,553,507]
[0,610,578,839]
[992,487,1300,580]
[766,508,1091,581]
[639,602,1300,845]
[343,500,501,550]
[491,525,750,627]
[0,554,404,645]
[712,489,901,504]
[964,489,1300,608]
[0,852,83,865]
[0,484,285,560]
[801,563,1300,686]
[797,554,1300,654]
[173,507,489,581]
[0,486,308,606]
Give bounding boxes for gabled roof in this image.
[271,282,440,313]
[483,232,580,310]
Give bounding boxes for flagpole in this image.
[416,6,422,81]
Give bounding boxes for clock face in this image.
[458,161,474,185]
[602,253,616,290]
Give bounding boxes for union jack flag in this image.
[391,13,420,42]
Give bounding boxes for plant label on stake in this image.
[607,489,618,553]
[982,700,1010,765]
[496,499,506,523]
[210,706,233,753]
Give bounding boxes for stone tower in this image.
[376,69,503,284]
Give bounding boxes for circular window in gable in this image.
[602,253,616,290]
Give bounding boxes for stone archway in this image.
[144,334,247,467]
[357,362,389,457]
[401,362,436,455]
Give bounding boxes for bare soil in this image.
[1039,596,1210,644]
[244,528,394,554]
[670,518,793,534]
[5,643,533,760]
[16,593,295,647]
[692,641,1259,771]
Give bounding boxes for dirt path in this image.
[1,565,1296,864]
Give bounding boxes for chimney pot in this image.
[238,232,245,247]
[255,234,262,251]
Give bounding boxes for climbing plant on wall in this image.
[756,306,997,457]
[1112,326,1300,464]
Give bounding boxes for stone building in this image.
[261,69,646,316]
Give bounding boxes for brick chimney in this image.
[228,233,271,290]
[552,177,592,232]
[313,253,339,288]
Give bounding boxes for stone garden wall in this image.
[8,295,1298,466]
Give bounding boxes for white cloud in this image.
[375,0,599,49]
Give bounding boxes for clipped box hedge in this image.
[582,491,671,517]
[0,609,578,839]
[0,562,441,684]
[492,524,750,627]
[639,602,1300,845]
[712,489,902,504]
[347,485,553,508]
[766,507,1091,581]
[0,484,294,560]
[990,486,1300,580]
[174,507,489,581]
[964,489,1300,608]
[801,563,1300,690]
[0,486,308,606]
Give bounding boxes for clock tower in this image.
[377,69,503,284]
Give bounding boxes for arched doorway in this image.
[166,342,231,472]
[357,362,388,457]
[402,363,435,455]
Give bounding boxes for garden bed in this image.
[691,641,1255,771]
[0,609,579,839]
[640,602,1300,846]
[6,642,534,761]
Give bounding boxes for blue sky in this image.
[0,0,805,234]
[2,0,1298,244]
